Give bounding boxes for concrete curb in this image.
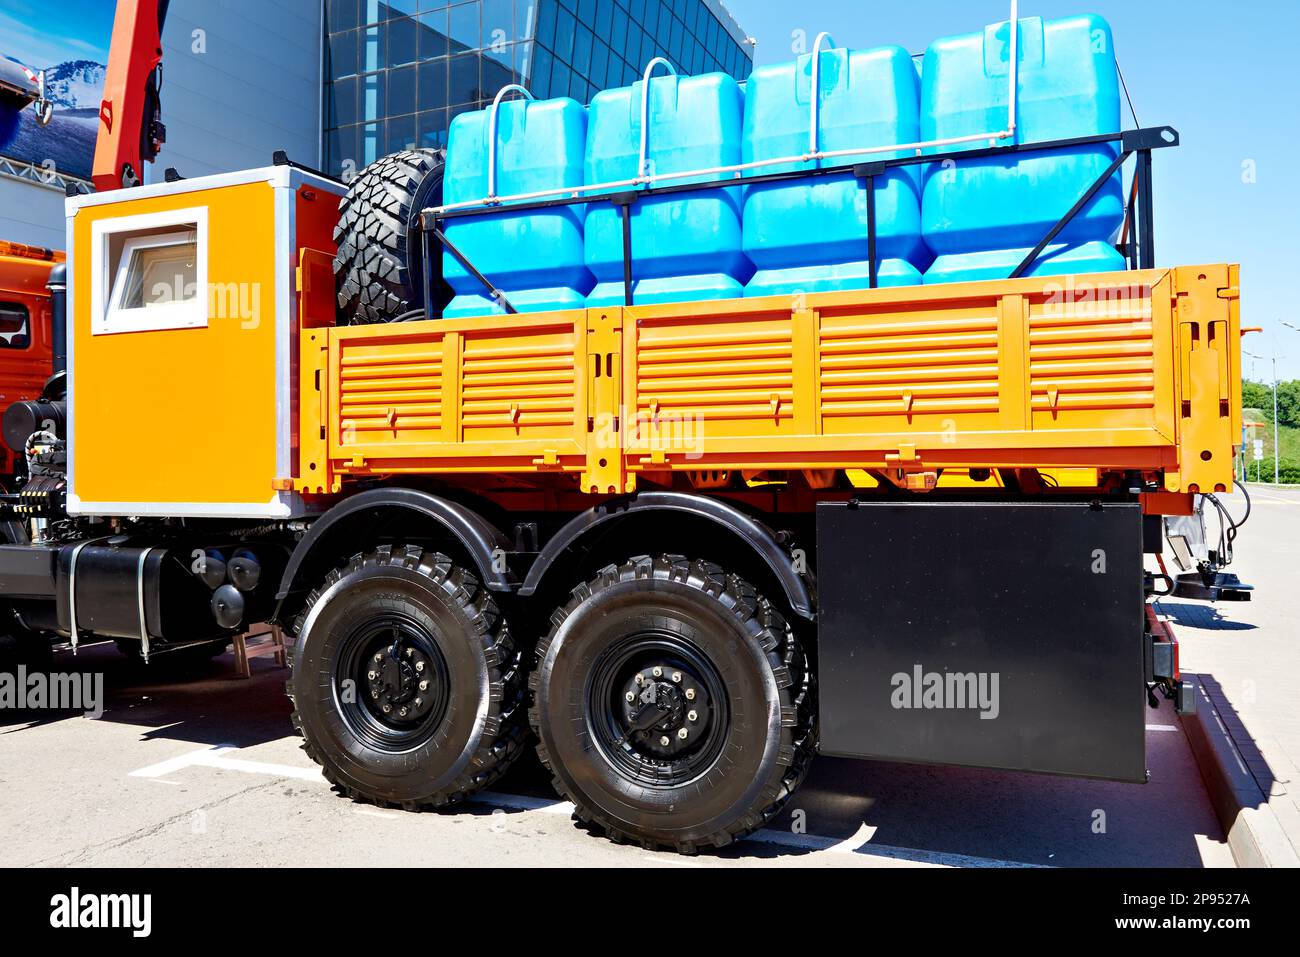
[1179,674,1300,868]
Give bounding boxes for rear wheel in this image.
[288,545,526,808]
[529,555,816,853]
[333,148,447,324]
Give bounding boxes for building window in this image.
[323,0,754,178]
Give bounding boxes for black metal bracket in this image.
[419,125,1180,315]
[854,161,893,289]
[272,149,344,185]
[420,228,434,321]
[1009,148,1131,279]
[432,224,518,315]
[1122,126,1179,151]
[1008,127,1177,278]
[610,191,639,306]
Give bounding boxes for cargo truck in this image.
[0,3,1254,852]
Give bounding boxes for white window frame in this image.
[91,206,209,336]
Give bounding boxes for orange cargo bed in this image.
[296,264,1242,502]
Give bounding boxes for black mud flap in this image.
[816,501,1147,782]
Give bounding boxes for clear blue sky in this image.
[727,0,1300,383]
[0,0,113,69]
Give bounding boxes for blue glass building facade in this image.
[323,0,752,178]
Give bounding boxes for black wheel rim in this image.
[334,613,450,753]
[586,631,730,788]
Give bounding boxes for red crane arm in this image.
[91,0,169,192]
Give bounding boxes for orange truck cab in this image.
[0,241,59,480]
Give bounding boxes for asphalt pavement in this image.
[0,632,1233,867]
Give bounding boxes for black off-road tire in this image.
[529,555,816,853]
[287,545,526,809]
[334,149,446,324]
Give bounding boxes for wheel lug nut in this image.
[415,661,425,673]
[688,710,698,722]
[419,680,429,691]
[685,688,696,700]
[374,653,383,663]
[414,698,422,707]
[382,704,392,714]
[367,671,377,681]
[405,648,414,658]
[652,667,663,678]
[625,691,635,702]
[659,735,670,746]
[671,671,681,683]
[399,707,408,717]
[634,673,644,685]
[677,728,689,740]
[371,691,380,700]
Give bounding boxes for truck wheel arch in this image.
[519,492,815,621]
[273,488,514,624]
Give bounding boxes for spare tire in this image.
[333,149,448,325]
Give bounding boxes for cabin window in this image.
[92,206,208,335]
[0,302,30,349]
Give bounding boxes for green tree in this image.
[1277,380,1300,428]
[1242,379,1272,416]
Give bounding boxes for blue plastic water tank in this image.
[743,46,928,296]
[585,71,751,306]
[442,96,592,317]
[920,14,1125,284]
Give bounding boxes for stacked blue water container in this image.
[920,14,1125,284]
[436,12,1132,317]
[584,69,752,306]
[743,43,928,296]
[441,94,592,317]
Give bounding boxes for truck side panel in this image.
[300,266,1240,499]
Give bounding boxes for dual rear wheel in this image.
[289,550,815,851]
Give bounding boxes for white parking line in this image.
[747,826,1043,867]
[473,790,1034,865]
[128,745,1045,867]
[352,807,403,820]
[477,790,575,815]
[129,745,325,783]
[1245,491,1300,505]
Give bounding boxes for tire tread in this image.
[333,150,444,325]
[288,545,527,809]
[528,554,817,853]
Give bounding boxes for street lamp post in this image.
[1245,347,1282,484]
[1280,320,1300,485]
